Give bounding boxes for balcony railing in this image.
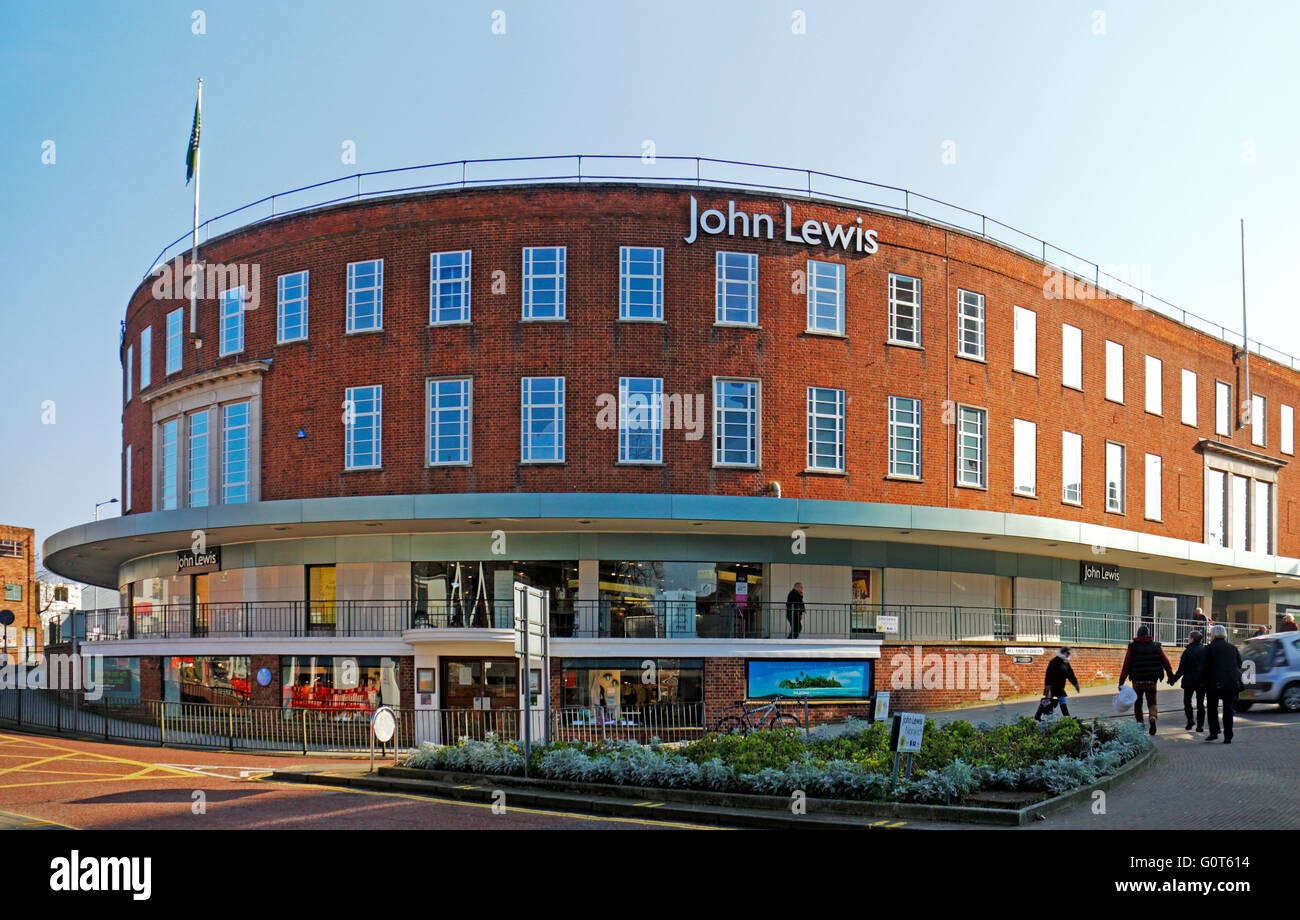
[50,599,1256,647]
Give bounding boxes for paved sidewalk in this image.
[930,686,1300,829]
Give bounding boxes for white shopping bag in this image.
[1113,685,1137,711]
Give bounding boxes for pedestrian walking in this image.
[1119,625,1175,735]
[1204,624,1244,744]
[785,582,805,639]
[1034,647,1080,721]
[1170,630,1208,732]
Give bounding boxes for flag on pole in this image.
[186,94,201,184]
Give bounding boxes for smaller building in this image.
[0,525,40,664]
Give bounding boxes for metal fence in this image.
[138,154,1296,372]
[0,688,416,753]
[53,599,1253,648]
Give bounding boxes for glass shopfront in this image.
[559,658,703,719]
[281,655,400,711]
[164,656,252,705]
[412,560,578,628]
[99,657,141,704]
[597,561,764,637]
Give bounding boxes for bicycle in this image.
[714,696,801,735]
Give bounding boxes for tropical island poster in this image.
[746,660,870,699]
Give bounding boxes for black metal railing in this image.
[140,154,1297,372]
[62,599,1255,647]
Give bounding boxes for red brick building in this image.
[43,169,1300,722]
[0,525,40,664]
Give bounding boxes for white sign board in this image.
[895,712,925,753]
[876,614,900,634]
[1005,647,1045,657]
[371,706,396,744]
[874,690,891,722]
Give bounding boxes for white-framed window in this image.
[1231,474,1251,550]
[278,270,309,342]
[888,396,922,479]
[1254,480,1273,554]
[1206,468,1227,547]
[716,251,758,325]
[165,309,183,375]
[343,385,382,470]
[124,444,131,511]
[806,386,845,472]
[619,376,663,464]
[522,247,566,320]
[160,417,179,510]
[1105,441,1125,513]
[521,376,565,462]
[1251,393,1266,446]
[1013,419,1036,496]
[222,401,250,504]
[619,246,664,321]
[1282,404,1294,455]
[956,405,987,488]
[220,286,245,355]
[1144,355,1162,415]
[888,274,921,346]
[713,378,760,467]
[1013,306,1036,375]
[346,259,383,332]
[807,260,845,334]
[957,290,984,359]
[1062,323,1082,390]
[1215,381,1232,436]
[1062,430,1082,505]
[430,251,471,325]
[1105,340,1124,403]
[125,344,133,402]
[427,377,472,465]
[1144,453,1162,521]
[1181,369,1197,426]
[188,409,209,508]
[139,326,152,389]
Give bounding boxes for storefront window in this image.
[597,561,763,637]
[281,656,399,711]
[412,561,577,628]
[164,656,252,705]
[560,658,703,719]
[99,657,141,704]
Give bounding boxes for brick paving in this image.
[928,685,1300,829]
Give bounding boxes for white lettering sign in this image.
[684,195,879,254]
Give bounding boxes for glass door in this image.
[307,565,337,636]
[193,573,209,637]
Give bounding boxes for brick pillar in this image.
[704,658,745,728]
[397,657,414,712]
[249,655,281,708]
[139,656,163,703]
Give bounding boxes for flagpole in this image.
[1240,218,1250,431]
[190,77,202,337]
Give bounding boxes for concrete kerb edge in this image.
[271,745,1157,827]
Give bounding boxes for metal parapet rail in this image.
[137,154,1296,372]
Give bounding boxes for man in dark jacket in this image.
[785,583,805,639]
[1119,625,1175,735]
[1171,630,1208,732]
[1034,647,1081,720]
[1204,625,1244,744]
[1280,613,1298,632]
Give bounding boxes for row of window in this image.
[125,252,1296,458]
[139,379,1273,548]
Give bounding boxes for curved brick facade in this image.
[120,183,1300,554]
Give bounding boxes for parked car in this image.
[1236,633,1300,713]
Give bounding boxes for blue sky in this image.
[1,0,1297,563]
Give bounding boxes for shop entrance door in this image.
[440,658,520,739]
[193,574,209,637]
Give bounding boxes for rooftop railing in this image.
[139,154,1297,372]
[50,599,1257,647]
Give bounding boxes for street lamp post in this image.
[94,498,119,521]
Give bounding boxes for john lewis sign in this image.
[684,195,879,253]
[1080,561,1121,586]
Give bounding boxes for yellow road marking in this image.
[0,733,194,778]
[257,776,722,830]
[0,809,79,830]
[885,821,906,827]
